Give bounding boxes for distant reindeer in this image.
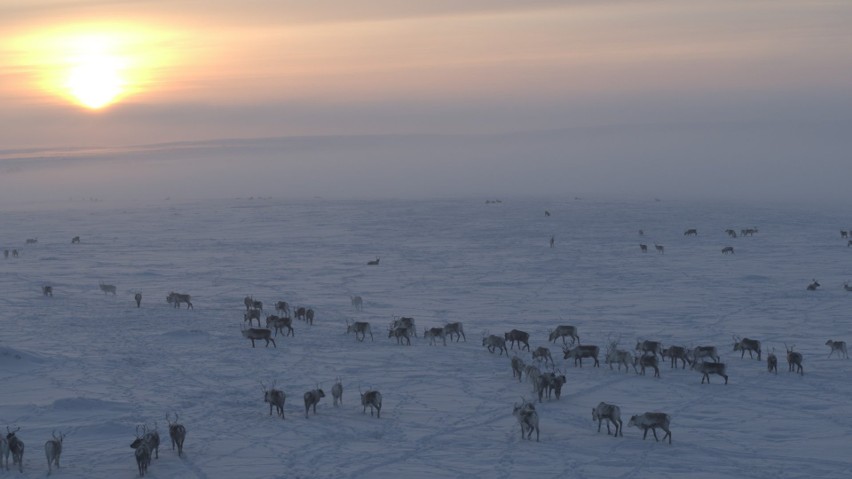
[275,301,290,316]
[332,378,343,407]
[240,326,277,348]
[628,413,672,444]
[388,325,412,345]
[305,308,315,325]
[842,230,849,238]
[71,236,80,244]
[367,257,380,265]
[733,336,762,360]
[43,285,53,297]
[482,334,508,356]
[548,325,579,345]
[661,346,689,369]
[767,350,778,374]
[633,354,660,377]
[636,340,663,359]
[244,308,262,327]
[243,296,262,311]
[262,381,286,419]
[785,344,803,375]
[391,317,417,337]
[424,326,447,346]
[26,238,37,244]
[605,349,633,372]
[690,345,720,363]
[99,282,117,295]
[135,292,142,308]
[538,371,566,401]
[684,229,698,236]
[360,389,382,418]
[167,292,193,309]
[563,345,600,367]
[345,320,373,342]
[721,246,735,254]
[350,295,363,311]
[166,413,186,457]
[592,402,623,437]
[638,229,644,236]
[654,244,664,254]
[44,430,66,475]
[806,279,820,291]
[725,229,737,238]
[510,356,525,382]
[848,240,852,248]
[443,322,466,342]
[293,306,307,321]
[130,426,151,477]
[531,346,554,366]
[512,400,540,442]
[525,365,542,394]
[639,244,648,253]
[6,426,24,473]
[266,315,294,337]
[844,282,852,292]
[504,329,530,351]
[544,210,550,217]
[12,249,18,257]
[304,388,325,418]
[692,361,728,384]
[826,340,849,359]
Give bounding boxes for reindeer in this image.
[44,430,66,475]
[548,325,579,345]
[721,246,735,254]
[543,371,567,400]
[482,334,508,356]
[806,279,821,291]
[606,349,633,372]
[444,322,466,342]
[844,282,852,292]
[504,329,530,351]
[6,427,24,473]
[654,244,664,254]
[691,345,720,363]
[661,345,690,369]
[332,378,343,407]
[346,320,373,342]
[634,354,660,377]
[71,236,80,244]
[684,229,698,236]
[244,308,263,327]
[532,346,554,366]
[305,308,315,325]
[635,340,663,359]
[639,244,648,253]
[367,257,380,265]
[241,326,277,348]
[424,327,447,346]
[692,361,728,384]
[360,389,382,418]
[43,285,53,296]
[99,282,117,295]
[304,388,325,418]
[563,345,600,367]
[512,400,540,441]
[26,238,37,244]
[166,413,186,457]
[167,292,193,309]
[733,336,762,360]
[135,292,142,308]
[725,229,737,238]
[510,356,525,382]
[262,381,286,419]
[243,296,262,311]
[842,230,849,239]
[350,295,363,311]
[785,344,803,375]
[266,315,294,337]
[391,317,417,338]
[826,340,849,359]
[388,325,412,345]
[12,249,18,257]
[767,350,778,374]
[592,402,623,437]
[525,365,542,393]
[130,426,151,477]
[275,301,290,316]
[628,412,672,444]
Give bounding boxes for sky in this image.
[1,0,851,204]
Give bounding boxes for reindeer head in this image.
[6,425,20,440]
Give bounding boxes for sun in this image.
[65,51,126,109]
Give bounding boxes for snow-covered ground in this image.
[1,197,851,478]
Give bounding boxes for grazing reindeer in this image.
[391,317,417,337]
[424,326,447,346]
[692,361,728,384]
[504,329,530,351]
[262,382,286,419]
[240,325,277,348]
[166,413,186,457]
[806,279,821,291]
[634,354,660,377]
[71,236,80,243]
[130,426,151,477]
[592,402,623,437]
[99,282,117,295]
[654,244,664,254]
[482,334,508,356]
[826,340,849,359]
[167,292,193,309]
[244,308,262,327]
[304,388,326,418]
[275,301,290,316]
[135,292,142,308]
[628,413,672,444]
[510,356,525,382]
[639,244,648,253]
[635,340,663,359]
[332,378,343,407]
[563,345,600,367]
[684,229,698,236]
[360,389,382,418]
[733,336,762,360]
[266,315,294,337]
[548,325,579,345]
[6,427,24,473]
[532,346,554,366]
[443,322,466,342]
[690,346,720,363]
[721,246,735,254]
[350,295,363,311]
[367,257,380,265]
[661,346,690,369]
[785,344,803,375]
[512,400,540,442]
[44,430,66,475]
[725,229,737,238]
[43,285,53,297]
[388,325,412,345]
[767,350,778,374]
[346,320,374,342]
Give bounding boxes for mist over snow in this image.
[1,196,852,478]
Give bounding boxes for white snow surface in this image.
[1,197,851,478]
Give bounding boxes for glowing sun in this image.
[65,51,126,109]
